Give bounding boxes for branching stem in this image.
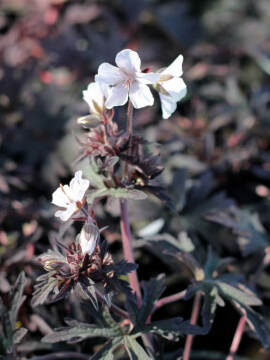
[152,289,187,315]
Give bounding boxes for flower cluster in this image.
[33,49,187,307]
[83,49,186,119]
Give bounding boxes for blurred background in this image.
[1,0,270,359]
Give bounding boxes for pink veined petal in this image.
[162,54,184,77]
[95,63,123,85]
[52,187,69,207]
[115,49,141,74]
[159,93,177,119]
[129,82,154,109]
[55,203,77,221]
[136,72,161,84]
[163,77,187,102]
[105,84,129,108]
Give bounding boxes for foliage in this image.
[1,0,270,359]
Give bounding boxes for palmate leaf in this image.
[42,321,122,344]
[206,207,269,255]
[108,260,138,276]
[138,232,198,275]
[142,317,206,342]
[134,275,166,328]
[143,185,177,213]
[189,276,270,347]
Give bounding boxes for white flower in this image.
[155,54,187,119]
[79,221,100,255]
[52,170,90,221]
[95,49,160,109]
[82,81,109,116]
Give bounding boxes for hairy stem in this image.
[183,292,202,360]
[120,199,142,306]
[226,315,246,360]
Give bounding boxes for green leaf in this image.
[83,158,106,189]
[124,336,153,360]
[106,188,147,200]
[42,323,121,344]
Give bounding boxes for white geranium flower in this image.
[95,49,160,109]
[82,81,109,116]
[155,54,187,119]
[79,221,100,255]
[52,170,90,221]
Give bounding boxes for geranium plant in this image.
[4,49,269,360]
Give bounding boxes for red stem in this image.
[120,199,142,306]
[153,290,186,313]
[226,315,246,360]
[183,292,202,360]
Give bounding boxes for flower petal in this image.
[83,82,105,115]
[163,77,187,102]
[129,82,154,109]
[105,84,129,108]
[136,72,161,84]
[55,203,77,221]
[162,54,184,77]
[95,63,123,85]
[52,187,69,207]
[159,94,177,119]
[70,170,90,201]
[115,49,141,73]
